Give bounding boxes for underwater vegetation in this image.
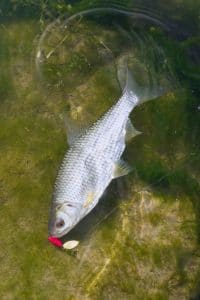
[0,1,199,299]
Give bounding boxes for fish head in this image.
[48,202,80,238]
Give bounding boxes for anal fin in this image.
[125,119,142,142]
[126,118,142,142]
[113,159,132,178]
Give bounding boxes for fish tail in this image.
[117,60,166,106]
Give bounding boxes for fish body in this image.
[48,71,144,238]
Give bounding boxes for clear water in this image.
[0,1,199,299]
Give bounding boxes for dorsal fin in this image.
[64,115,86,146]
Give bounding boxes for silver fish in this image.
[48,70,152,238]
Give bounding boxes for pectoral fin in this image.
[113,159,132,178]
[83,192,96,208]
[126,118,142,142]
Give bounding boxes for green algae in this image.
[0,4,200,300]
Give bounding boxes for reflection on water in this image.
[0,2,199,299]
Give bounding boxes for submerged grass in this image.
[0,10,199,300]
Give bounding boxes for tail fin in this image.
[117,58,166,106]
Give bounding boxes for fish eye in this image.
[66,203,73,207]
[56,219,65,228]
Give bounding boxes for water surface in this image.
[0,1,199,299]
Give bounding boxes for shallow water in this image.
[0,1,199,299]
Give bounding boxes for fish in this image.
[48,68,156,239]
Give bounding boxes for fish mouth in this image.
[48,226,71,238]
[51,231,65,238]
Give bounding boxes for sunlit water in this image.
[0,2,199,299]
